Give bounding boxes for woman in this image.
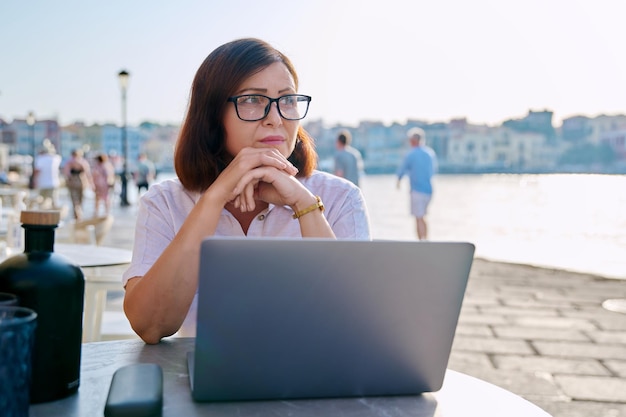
[63,148,93,220]
[123,38,371,344]
[91,153,115,216]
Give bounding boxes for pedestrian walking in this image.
[63,148,93,220]
[396,127,438,240]
[33,142,62,208]
[134,153,156,195]
[92,153,116,216]
[334,130,364,186]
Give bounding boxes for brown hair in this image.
[174,38,317,192]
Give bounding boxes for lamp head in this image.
[118,70,130,89]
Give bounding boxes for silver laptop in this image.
[188,237,474,402]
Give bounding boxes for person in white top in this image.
[123,38,371,344]
[34,143,62,208]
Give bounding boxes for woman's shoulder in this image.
[300,170,362,201]
[301,170,359,190]
[302,169,339,183]
[146,177,183,194]
[143,177,200,204]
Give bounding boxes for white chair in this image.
[82,272,126,342]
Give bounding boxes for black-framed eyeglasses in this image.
[227,94,312,121]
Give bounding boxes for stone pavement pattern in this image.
[449,261,626,417]
[75,190,626,417]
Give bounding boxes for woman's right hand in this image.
[206,147,298,210]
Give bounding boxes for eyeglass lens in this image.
[233,95,310,121]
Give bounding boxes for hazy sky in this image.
[1,0,625,127]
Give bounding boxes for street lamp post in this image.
[118,70,130,207]
[26,111,36,190]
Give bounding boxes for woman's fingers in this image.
[232,166,274,198]
[233,147,298,176]
[240,182,257,212]
[232,165,306,208]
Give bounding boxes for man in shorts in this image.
[396,127,438,240]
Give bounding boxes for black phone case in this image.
[104,363,163,417]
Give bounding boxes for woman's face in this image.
[223,62,300,158]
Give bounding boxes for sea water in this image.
[362,173,626,280]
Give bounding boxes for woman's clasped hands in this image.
[217,146,303,213]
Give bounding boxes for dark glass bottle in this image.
[0,210,84,403]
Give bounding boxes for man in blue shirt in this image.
[396,128,438,240]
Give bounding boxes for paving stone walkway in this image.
[449,260,626,416]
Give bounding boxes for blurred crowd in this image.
[0,144,156,221]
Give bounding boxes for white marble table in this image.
[0,243,132,268]
[30,338,552,416]
[54,243,132,268]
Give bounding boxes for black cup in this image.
[0,306,38,415]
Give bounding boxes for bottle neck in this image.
[23,225,57,252]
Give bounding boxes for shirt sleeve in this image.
[122,188,178,286]
[396,154,409,179]
[323,183,371,240]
